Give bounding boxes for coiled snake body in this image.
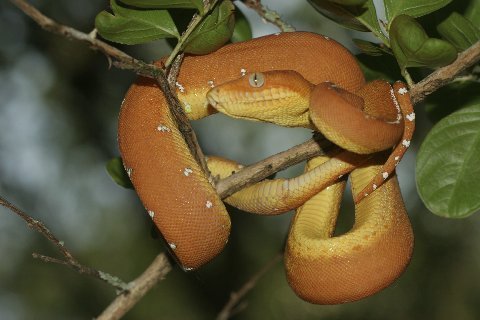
[118,32,414,303]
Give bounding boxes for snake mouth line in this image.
[207,92,295,115]
[208,88,294,106]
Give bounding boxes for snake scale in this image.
[118,32,415,304]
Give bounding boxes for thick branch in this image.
[217,135,333,198]
[96,253,172,320]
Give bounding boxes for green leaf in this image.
[308,0,369,32]
[120,0,204,13]
[437,12,480,51]
[389,14,457,69]
[106,157,134,189]
[231,7,252,43]
[416,104,480,218]
[353,39,392,56]
[308,0,388,44]
[183,0,235,54]
[465,0,480,29]
[95,0,179,45]
[384,0,452,21]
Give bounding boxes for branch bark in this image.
[96,253,172,320]
[241,0,296,32]
[0,196,130,292]
[410,40,480,104]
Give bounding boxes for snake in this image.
[118,32,415,303]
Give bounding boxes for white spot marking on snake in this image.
[398,87,408,95]
[395,156,400,161]
[406,112,416,121]
[323,35,330,40]
[184,103,192,113]
[364,193,369,197]
[148,210,155,219]
[175,81,185,93]
[389,88,401,123]
[402,139,411,148]
[240,68,247,76]
[338,175,343,179]
[183,168,193,176]
[206,200,213,208]
[183,266,194,271]
[382,172,389,180]
[372,184,377,190]
[169,243,177,250]
[274,32,281,36]
[157,124,171,132]
[207,80,215,88]
[125,167,132,177]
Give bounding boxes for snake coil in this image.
[118,32,414,303]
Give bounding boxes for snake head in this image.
[207,70,314,128]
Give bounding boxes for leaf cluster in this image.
[95,0,252,54]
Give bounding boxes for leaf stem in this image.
[164,0,220,68]
[401,68,414,87]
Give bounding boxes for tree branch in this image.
[410,40,480,104]
[217,135,333,198]
[241,0,295,32]
[216,253,283,320]
[0,196,130,292]
[96,253,172,320]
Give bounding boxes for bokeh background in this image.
[1,1,479,319]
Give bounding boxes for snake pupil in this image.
[248,72,265,88]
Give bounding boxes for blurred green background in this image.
[1,1,479,319]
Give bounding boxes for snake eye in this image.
[248,72,265,88]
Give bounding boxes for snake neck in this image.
[176,87,218,120]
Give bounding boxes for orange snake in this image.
[118,32,415,303]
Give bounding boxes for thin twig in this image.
[167,53,185,89]
[0,196,129,292]
[216,253,283,320]
[96,253,172,320]
[242,0,295,32]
